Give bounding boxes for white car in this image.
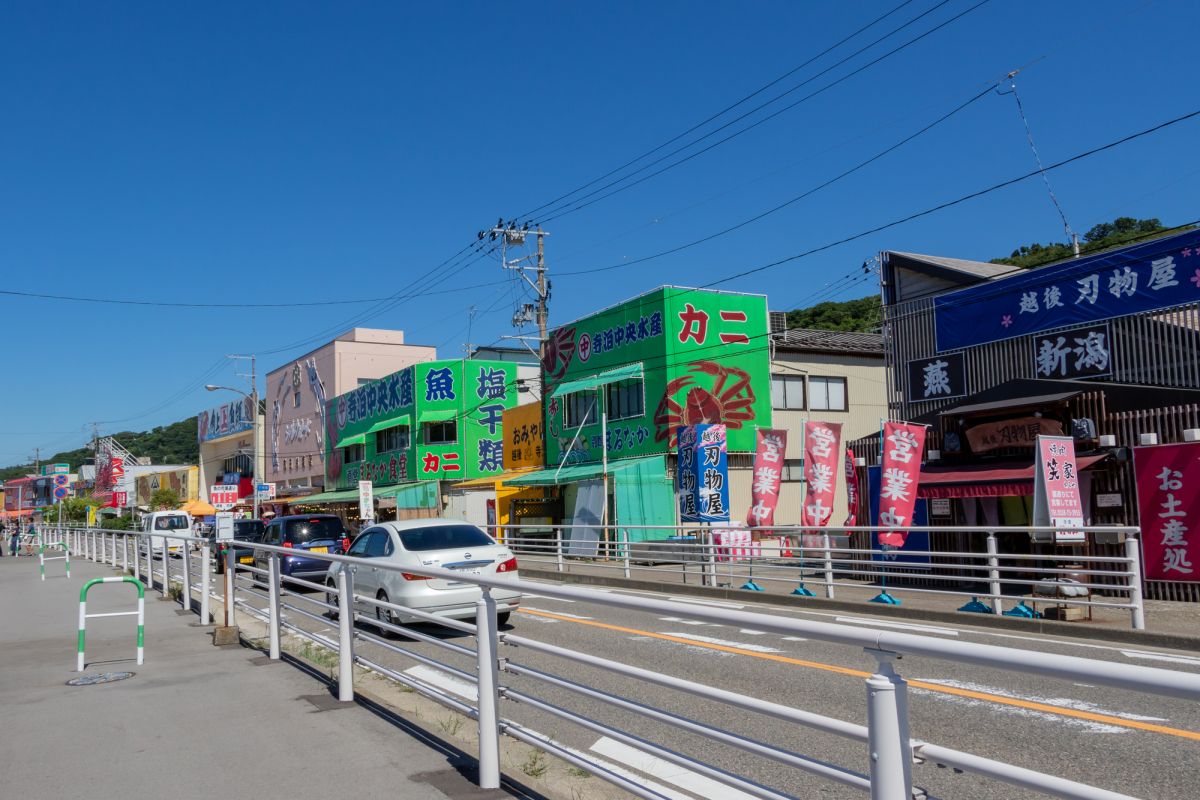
[326,518,521,628]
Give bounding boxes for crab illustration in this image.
[653,360,756,447]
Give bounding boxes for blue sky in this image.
[2,0,1198,463]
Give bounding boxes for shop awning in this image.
[417,409,458,423]
[451,468,539,489]
[374,482,438,509]
[283,488,359,504]
[333,433,365,449]
[366,415,410,434]
[917,454,1109,499]
[550,363,643,399]
[506,455,659,486]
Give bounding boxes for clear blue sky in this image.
[2,0,1197,464]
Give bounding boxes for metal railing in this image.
[55,525,1198,800]
[496,523,1147,629]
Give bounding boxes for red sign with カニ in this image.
[878,421,926,547]
[746,428,787,530]
[801,421,842,527]
[1133,442,1199,582]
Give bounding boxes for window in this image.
[563,390,598,428]
[376,425,410,453]
[809,376,847,411]
[357,377,374,387]
[346,533,371,556]
[397,524,494,551]
[282,517,346,543]
[781,459,804,481]
[293,390,301,408]
[342,443,364,463]
[605,379,644,421]
[770,375,805,410]
[425,420,457,445]
[363,530,390,558]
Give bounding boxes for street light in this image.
[205,384,261,521]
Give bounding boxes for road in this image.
[166,551,1199,800]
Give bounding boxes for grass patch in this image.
[297,640,338,669]
[437,714,464,736]
[520,748,549,778]
[567,766,591,778]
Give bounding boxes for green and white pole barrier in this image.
[77,576,145,672]
[38,541,70,581]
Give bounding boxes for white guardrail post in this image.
[160,538,170,598]
[200,539,211,624]
[985,531,1003,615]
[267,552,282,660]
[555,526,564,573]
[864,649,911,800]
[621,528,631,579]
[475,587,502,790]
[1126,533,1146,631]
[122,533,129,573]
[180,536,192,612]
[336,565,354,701]
[224,547,236,628]
[822,532,835,599]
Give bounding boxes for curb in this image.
[522,568,1200,652]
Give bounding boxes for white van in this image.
[142,510,192,555]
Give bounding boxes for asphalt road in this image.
[166,552,1200,800]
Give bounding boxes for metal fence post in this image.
[160,538,170,598]
[336,566,354,702]
[705,529,717,587]
[268,553,282,660]
[224,547,236,628]
[108,532,115,566]
[985,532,1002,615]
[865,649,911,800]
[200,540,212,625]
[475,587,501,790]
[1126,533,1146,631]
[122,534,129,573]
[555,526,564,573]
[823,532,835,599]
[622,528,631,579]
[181,540,192,612]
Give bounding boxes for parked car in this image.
[210,519,266,574]
[326,518,521,628]
[254,514,349,583]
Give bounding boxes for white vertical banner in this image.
[358,480,374,520]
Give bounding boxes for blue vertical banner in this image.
[868,466,931,565]
[677,424,730,523]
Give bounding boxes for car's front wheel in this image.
[325,578,339,619]
[497,612,511,627]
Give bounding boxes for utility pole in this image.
[488,222,549,358]
[32,448,40,474]
[227,354,260,521]
[535,228,548,358]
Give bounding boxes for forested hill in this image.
[0,417,198,481]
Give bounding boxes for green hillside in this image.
[0,417,198,481]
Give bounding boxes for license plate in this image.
[451,567,481,576]
[239,556,254,564]
[310,546,328,554]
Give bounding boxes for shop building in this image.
[197,395,265,511]
[265,328,437,497]
[880,227,1200,601]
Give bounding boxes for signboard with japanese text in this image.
[198,396,256,443]
[746,428,787,529]
[677,424,729,523]
[906,352,967,402]
[210,484,239,511]
[1133,442,1199,581]
[966,417,1065,454]
[877,421,926,547]
[801,421,841,527]
[868,465,930,565]
[110,457,125,483]
[934,228,1200,352]
[1031,322,1113,380]
[112,491,128,507]
[43,463,70,475]
[358,480,374,520]
[503,403,545,471]
[1033,436,1085,544]
[544,287,772,468]
[844,448,859,525]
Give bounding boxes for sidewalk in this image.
[521,558,1200,649]
[0,555,512,800]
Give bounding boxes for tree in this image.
[785,296,880,332]
[150,487,181,510]
[990,216,1184,270]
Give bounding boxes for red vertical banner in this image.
[844,447,859,526]
[878,421,926,547]
[801,421,842,527]
[746,429,787,530]
[1133,442,1200,582]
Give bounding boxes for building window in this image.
[781,459,804,481]
[809,376,847,411]
[376,425,410,454]
[770,374,805,410]
[222,454,252,477]
[342,444,364,463]
[563,390,598,428]
[424,421,457,445]
[605,379,644,422]
[293,390,301,408]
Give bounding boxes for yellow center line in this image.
[518,608,1200,742]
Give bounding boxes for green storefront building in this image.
[318,358,519,512]
[508,286,773,541]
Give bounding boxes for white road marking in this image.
[1121,650,1200,666]
[738,629,768,636]
[658,616,717,627]
[591,736,759,800]
[403,666,478,701]
[667,596,745,609]
[834,617,959,637]
[664,632,782,654]
[521,593,574,603]
[914,678,1168,733]
[523,607,593,620]
[782,636,809,642]
[530,737,693,800]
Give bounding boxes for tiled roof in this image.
[772,328,883,354]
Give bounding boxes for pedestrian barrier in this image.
[55,526,1200,800]
[39,540,70,580]
[77,576,145,672]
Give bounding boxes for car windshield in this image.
[234,521,264,541]
[283,518,345,543]
[397,524,493,552]
[154,516,189,531]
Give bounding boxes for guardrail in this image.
[77,576,145,672]
[55,525,1198,800]
[39,540,70,580]
[495,523,1147,629]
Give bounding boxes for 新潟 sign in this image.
[1031,322,1112,380]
